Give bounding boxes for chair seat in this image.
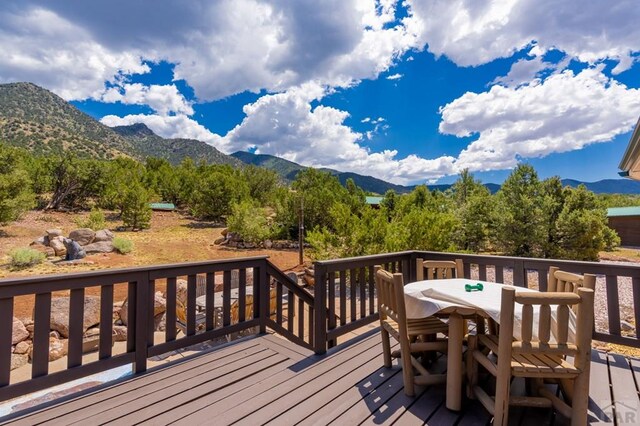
[386,316,449,335]
[478,334,580,378]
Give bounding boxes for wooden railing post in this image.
[259,260,269,334]
[134,273,150,374]
[513,259,526,287]
[313,263,328,354]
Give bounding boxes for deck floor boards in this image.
[2,330,636,426]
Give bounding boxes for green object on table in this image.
[465,283,484,292]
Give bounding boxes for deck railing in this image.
[2,249,640,401]
[0,256,314,402]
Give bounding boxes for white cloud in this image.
[0,7,149,100]
[361,117,371,123]
[386,73,403,80]
[439,66,640,171]
[100,83,193,115]
[407,0,640,70]
[216,83,455,183]
[2,0,417,101]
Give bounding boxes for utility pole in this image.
[298,195,304,265]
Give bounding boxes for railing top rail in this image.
[314,251,414,273]
[417,250,640,272]
[0,256,270,288]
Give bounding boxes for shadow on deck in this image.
[1,330,636,425]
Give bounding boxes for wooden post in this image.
[446,313,464,411]
[313,263,328,354]
[134,273,150,374]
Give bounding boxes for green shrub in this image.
[227,200,276,243]
[75,207,107,230]
[113,237,133,254]
[9,248,46,268]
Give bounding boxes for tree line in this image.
[0,142,622,261]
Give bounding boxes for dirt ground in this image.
[0,210,306,318]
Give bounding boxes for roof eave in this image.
[619,116,640,180]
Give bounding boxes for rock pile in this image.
[213,228,301,250]
[30,228,116,259]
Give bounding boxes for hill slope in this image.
[561,179,640,194]
[0,82,239,166]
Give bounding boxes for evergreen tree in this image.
[121,184,152,230]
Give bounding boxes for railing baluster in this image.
[165,277,177,341]
[633,277,640,339]
[147,279,155,346]
[237,270,246,324]
[495,265,504,283]
[187,275,197,335]
[288,290,294,332]
[350,268,357,322]
[253,267,260,320]
[297,297,304,339]
[223,270,231,327]
[478,264,487,281]
[538,269,548,292]
[276,281,283,324]
[513,259,526,287]
[368,265,375,315]
[359,268,366,319]
[99,284,114,360]
[0,298,13,386]
[339,271,346,326]
[463,262,471,279]
[32,292,52,378]
[308,306,314,347]
[68,288,84,368]
[328,272,336,332]
[606,275,621,336]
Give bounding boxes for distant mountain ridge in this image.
[1,82,638,195]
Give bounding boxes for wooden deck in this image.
[1,330,637,425]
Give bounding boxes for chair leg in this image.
[381,327,392,368]
[493,371,511,426]
[466,335,478,399]
[570,373,589,426]
[401,349,415,396]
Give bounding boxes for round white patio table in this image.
[403,279,546,412]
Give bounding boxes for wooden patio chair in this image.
[415,258,464,280]
[374,265,448,396]
[467,286,594,426]
[548,266,596,296]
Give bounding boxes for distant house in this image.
[149,202,176,212]
[365,196,383,208]
[619,116,640,179]
[608,207,640,246]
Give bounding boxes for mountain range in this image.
[0,81,638,195]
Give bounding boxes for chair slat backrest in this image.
[416,258,464,280]
[548,267,596,293]
[374,266,408,335]
[500,287,594,364]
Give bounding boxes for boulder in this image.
[621,320,635,332]
[49,238,67,257]
[12,317,28,345]
[46,229,63,238]
[49,296,101,338]
[154,312,166,332]
[14,341,30,355]
[94,229,114,242]
[221,228,229,237]
[263,239,273,249]
[113,325,127,342]
[69,228,95,246]
[49,337,68,361]
[213,236,226,245]
[30,236,48,247]
[120,293,166,326]
[11,353,28,370]
[83,241,114,254]
[62,238,86,260]
[83,327,100,338]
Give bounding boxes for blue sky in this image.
[2,1,640,186]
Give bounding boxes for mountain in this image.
[0,82,239,166]
[561,179,640,194]
[231,151,411,194]
[112,123,242,167]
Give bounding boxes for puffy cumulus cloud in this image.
[100,113,224,147]
[407,0,640,69]
[0,6,149,100]
[218,84,455,183]
[100,83,193,116]
[386,73,403,80]
[4,0,416,101]
[439,66,640,171]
